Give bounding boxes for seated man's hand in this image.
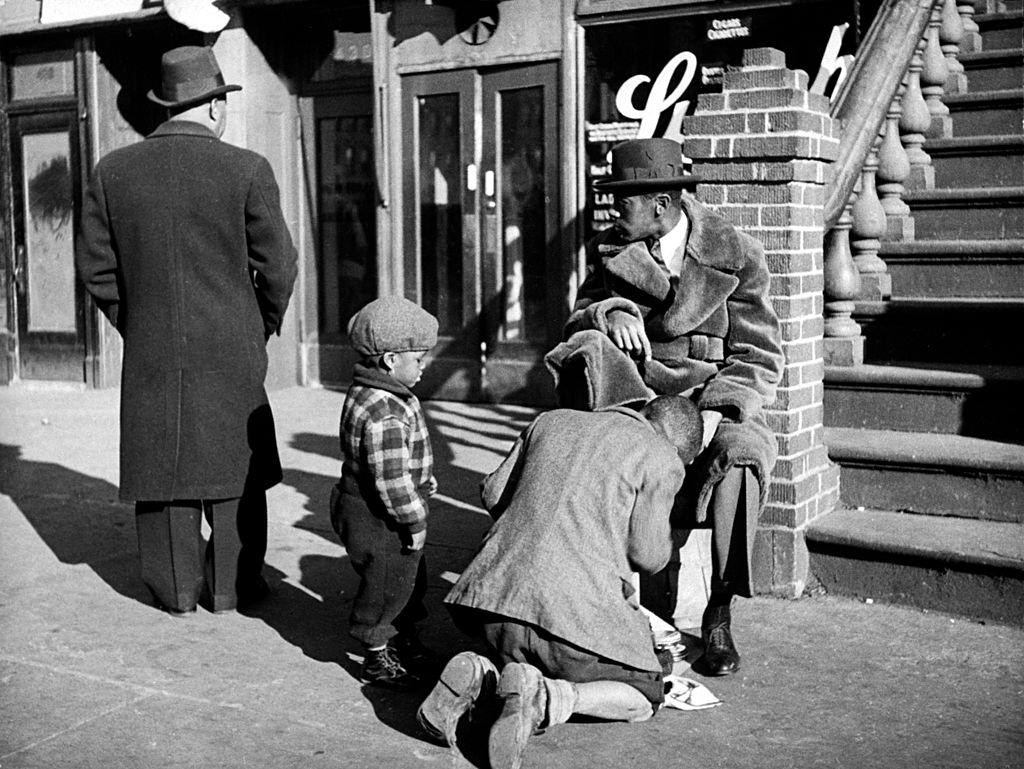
[607,310,651,361]
[700,409,723,451]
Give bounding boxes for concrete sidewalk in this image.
[1,385,1021,769]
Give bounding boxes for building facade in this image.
[0,0,861,400]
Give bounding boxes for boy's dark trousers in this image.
[332,486,427,647]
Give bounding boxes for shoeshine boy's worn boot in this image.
[488,662,546,769]
[488,663,578,769]
[418,651,499,755]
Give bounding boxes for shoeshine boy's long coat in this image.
[445,407,684,674]
[76,120,297,502]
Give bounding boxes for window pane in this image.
[23,131,76,333]
[10,50,74,101]
[498,86,546,343]
[317,112,377,335]
[417,93,463,336]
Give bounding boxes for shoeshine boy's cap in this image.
[348,296,439,356]
[147,45,242,108]
[594,137,700,190]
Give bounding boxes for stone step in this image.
[902,186,1023,240]
[944,88,1023,136]
[854,297,1024,365]
[823,426,1024,521]
[981,1,1022,13]
[926,135,1024,188]
[824,363,1024,443]
[879,238,1024,298]
[960,48,1024,92]
[976,9,1024,50]
[806,507,1024,624]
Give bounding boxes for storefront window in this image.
[583,0,860,237]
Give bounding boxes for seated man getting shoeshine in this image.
[564,137,783,676]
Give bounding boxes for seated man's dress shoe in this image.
[701,602,740,676]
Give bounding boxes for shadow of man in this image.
[0,442,149,604]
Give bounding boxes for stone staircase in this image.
[809,0,1024,625]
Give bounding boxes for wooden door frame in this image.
[479,62,561,355]
[1,39,96,387]
[399,61,565,403]
[7,107,87,383]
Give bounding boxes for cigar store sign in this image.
[614,50,697,142]
[586,18,853,233]
[607,20,851,144]
[706,16,752,41]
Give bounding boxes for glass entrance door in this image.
[9,109,87,382]
[402,62,560,403]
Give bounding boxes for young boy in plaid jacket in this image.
[331,296,439,689]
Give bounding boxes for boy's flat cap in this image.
[348,296,438,356]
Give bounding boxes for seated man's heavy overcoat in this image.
[563,194,783,520]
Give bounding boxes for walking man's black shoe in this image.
[700,602,740,676]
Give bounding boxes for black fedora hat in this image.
[147,46,242,108]
[594,138,700,190]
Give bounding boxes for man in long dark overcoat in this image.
[76,46,297,614]
[550,138,783,676]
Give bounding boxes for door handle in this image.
[483,169,496,211]
[13,244,26,295]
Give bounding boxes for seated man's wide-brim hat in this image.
[147,45,242,108]
[593,137,700,190]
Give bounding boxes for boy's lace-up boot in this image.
[361,642,421,691]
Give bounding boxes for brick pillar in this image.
[683,47,840,597]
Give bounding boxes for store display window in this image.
[583,0,865,236]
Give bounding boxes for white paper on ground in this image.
[662,675,722,711]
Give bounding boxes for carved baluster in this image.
[957,1,981,54]
[940,0,967,93]
[921,5,952,138]
[851,142,891,301]
[900,38,935,189]
[877,90,915,242]
[824,202,863,366]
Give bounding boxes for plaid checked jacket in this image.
[339,384,434,533]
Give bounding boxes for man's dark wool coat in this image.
[76,120,297,502]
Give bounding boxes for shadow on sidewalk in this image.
[259,415,524,756]
[240,547,491,763]
[0,442,150,603]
